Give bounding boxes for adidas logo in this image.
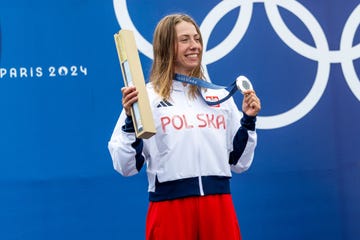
[156,100,173,108]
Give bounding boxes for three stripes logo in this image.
[157,100,173,108]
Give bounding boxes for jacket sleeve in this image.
[108,110,145,176]
[229,113,257,173]
[226,97,258,173]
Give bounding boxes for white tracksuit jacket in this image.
[108,80,257,202]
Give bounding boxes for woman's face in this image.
[174,21,202,75]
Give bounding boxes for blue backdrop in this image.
[1,0,359,239]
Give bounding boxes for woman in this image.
[108,13,261,240]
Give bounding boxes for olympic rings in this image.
[113,0,360,129]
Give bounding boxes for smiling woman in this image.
[108,13,261,240]
[150,14,205,101]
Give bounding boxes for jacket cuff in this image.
[121,115,135,133]
[241,112,256,131]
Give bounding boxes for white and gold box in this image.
[114,30,156,139]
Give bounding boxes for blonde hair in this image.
[150,14,205,100]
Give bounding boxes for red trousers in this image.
[146,194,241,240]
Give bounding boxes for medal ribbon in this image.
[174,73,238,106]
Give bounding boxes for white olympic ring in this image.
[340,4,360,102]
[113,0,360,129]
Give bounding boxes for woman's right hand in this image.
[121,86,138,117]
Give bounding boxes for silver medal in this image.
[236,75,253,93]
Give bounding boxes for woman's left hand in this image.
[242,90,261,117]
